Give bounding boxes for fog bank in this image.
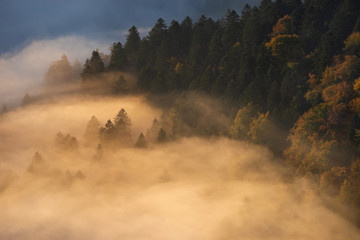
[0,96,359,240]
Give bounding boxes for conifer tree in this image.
[157,128,167,143]
[81,50,105,81]
[135,132,147,148]
[108,42,128,71]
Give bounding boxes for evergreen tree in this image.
[108,42,128,71]
[148,18,167,49]
[81,51,105,82]
[27,152,47,175]
[113,75,128,94]
[157,128,167,143]
[135,132,147,148]
[125,26,141,70]
[44,55,76,86]
[180,16,193,57]
[113,108,132,133]
[84,116,101,144]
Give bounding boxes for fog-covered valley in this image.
[0,95,359,240]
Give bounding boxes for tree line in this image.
[6,0,360,212]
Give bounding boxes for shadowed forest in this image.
[1,0,360,239]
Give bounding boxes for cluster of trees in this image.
[89,0,357,209]
[13,0,360,211]
[44,55,81,86]
[27,151,85,182]
[83,108,172,151]
[79,26,141,93]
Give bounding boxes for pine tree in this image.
[81,50,105,81]
[125,26,141,70]
[157,128,167,143]
[113,108,132,132]
[27,152,47,175]
[84,116,101,143]
[135,132,147,148]
[108,42,128,71]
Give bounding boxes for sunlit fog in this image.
[1,0,360,239]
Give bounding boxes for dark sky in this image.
[0,0,259,54]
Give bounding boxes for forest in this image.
[1,0,360,239]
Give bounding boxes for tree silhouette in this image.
[81,50,105,82]
[157,128,167,143]
[84,116,101,143]
[27,152,47,175]
[135,132,147,148]
[108,42,128,71]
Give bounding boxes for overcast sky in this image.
[0,0,259,55]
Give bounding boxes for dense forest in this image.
[71,0,360,211]
[2,0,360,223]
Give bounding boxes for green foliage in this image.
[125,26,140,55]
[113,75,128,94]
[81,51,105,81]
[231,102,256,140]
[99,108,132,147]
[248,112,271,145]
[108,42,128,71]
[75,1,360,207]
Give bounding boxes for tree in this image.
[99,109,133,147]
[44,55,76,86]
[320,166,347,196]
[148,18,167,49]
[108,42,128,71]
[125,26,141,54]
[248,112,271,145]
[180,16,193,56]
[55,132,79,151]
[344,32,360,57]
[113,108,132,133]
[27,152,48,175]
[157,128,167,143]
[93,143,103,161]
[340,159,360,207]
[146,118,161,142]
[189,15,217,69]
[81,50,105,82]
[125,26,141,69]
[270,15,293,37]
[113,75,128,94]
[231,102,256,140]
[84,116,101,144]
[221,10,241,49]
[99,119,115,143]
[135,132,147,148]
[266,34,301,61]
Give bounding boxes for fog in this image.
[0,95,359,240]
[0,36,109,105]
